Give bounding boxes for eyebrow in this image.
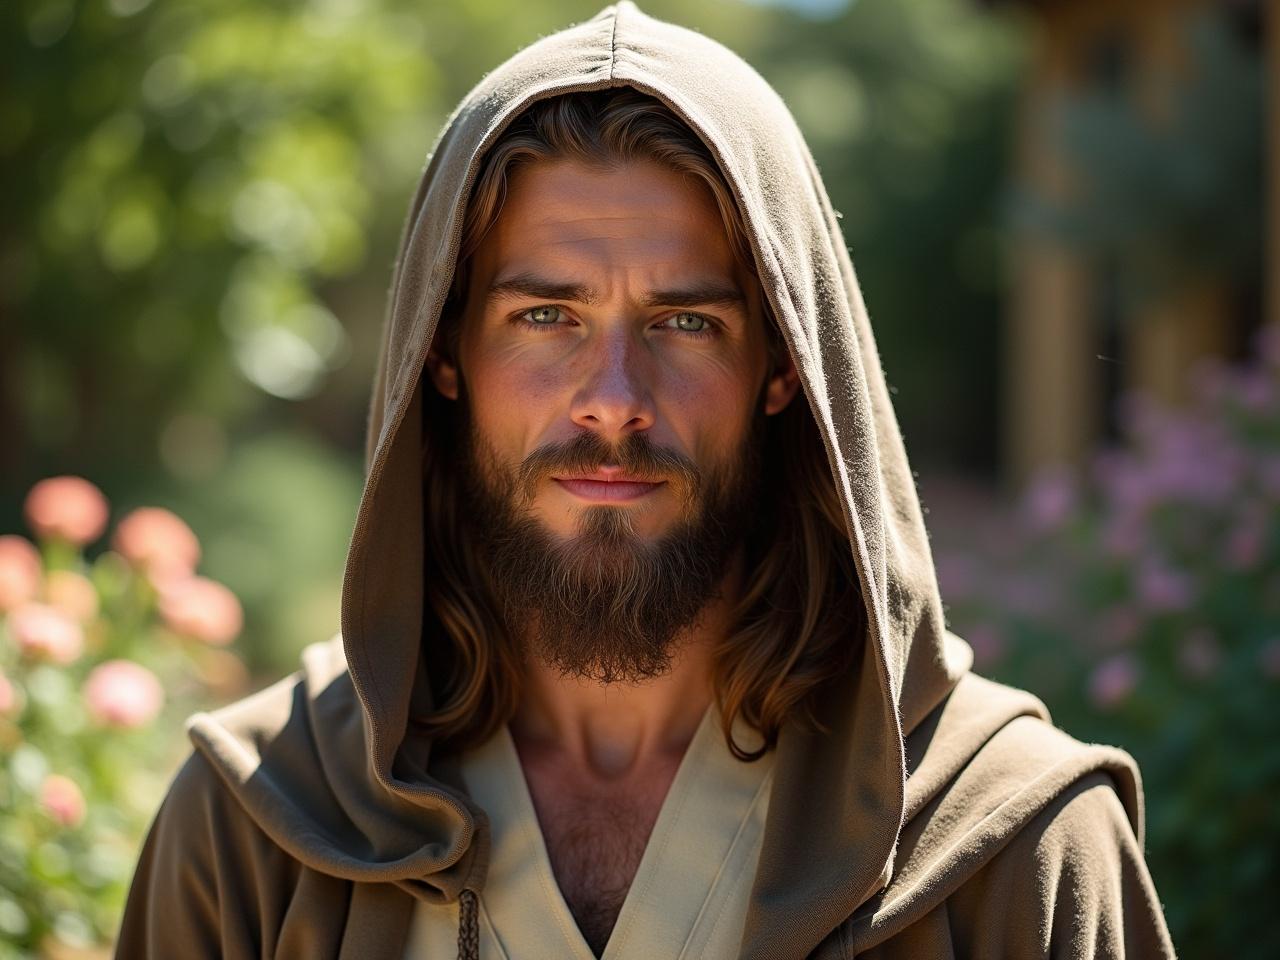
[484,272,747,310]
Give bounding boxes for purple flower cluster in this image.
[936,322,1280,711]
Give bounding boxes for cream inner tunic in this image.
[404,707,775,960]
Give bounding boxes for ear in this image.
[763,349,801,415]
[425,343,459,401]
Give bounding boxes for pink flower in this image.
[83,659,164,728]
[1142,416,1241,506]
[158,576,243,646]
[8,603,84,664]
[38,773,86,829]
[1176,628,1221,680]
[113,507,201,584]
[1022,465,1077,533]
[1104,392,1244,510]
[0,535,42,611]
[1088,653,1141,710]
[1092,449,1155,514]
[1135,558,1195,613]
[44,569,99,623]
[23,476,109,546]
[1232,370,1275,413]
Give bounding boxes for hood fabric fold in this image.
[171,3,1159,957]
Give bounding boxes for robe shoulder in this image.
[977,770,1178,959]
[113,747,343,959]
[849,771,1178,959]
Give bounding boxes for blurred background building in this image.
[990,0,1264,483]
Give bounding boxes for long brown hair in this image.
[415,88,864,760]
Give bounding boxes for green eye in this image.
[526,306,561,324]
[670,313,707,333]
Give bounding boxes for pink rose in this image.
[1022,465,1077,533]
[83,659,164,728]
[23,476,109,546]
[158,576,243,646]
[38,773,86,828]
[45,569,99,623]
[1088,653,1141,711]
[112,507,201,583]
[8,603,84,664]
[0,535,42,611]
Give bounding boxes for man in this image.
[116,3,1177,958]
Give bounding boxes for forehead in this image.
[470,157,741,285]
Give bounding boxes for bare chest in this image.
[522,767,678,956]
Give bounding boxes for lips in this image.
[552,472,665,503]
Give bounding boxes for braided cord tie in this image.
[457,888,480,960]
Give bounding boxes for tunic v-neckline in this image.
[404,707,775,959]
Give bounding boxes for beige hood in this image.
[177,3,1159,958]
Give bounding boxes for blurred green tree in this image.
[2,0,445,482]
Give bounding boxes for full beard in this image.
[458,405,765,685]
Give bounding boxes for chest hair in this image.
[523,767,676,956]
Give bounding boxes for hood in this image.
[180,3,1100,957]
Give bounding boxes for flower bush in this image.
[938,323,1280,958]
[0,482,247,958]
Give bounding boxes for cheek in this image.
[463,344,569,450]
[654,353,759,460]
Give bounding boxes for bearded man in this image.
[116,3,1176,958]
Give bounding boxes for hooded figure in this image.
[115,3,1176,958]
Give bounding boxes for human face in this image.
[427,157,800,544]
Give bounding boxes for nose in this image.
[568,329,655,440]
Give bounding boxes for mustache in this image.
[516,432,702,504]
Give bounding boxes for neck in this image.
[509,558,742,781]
